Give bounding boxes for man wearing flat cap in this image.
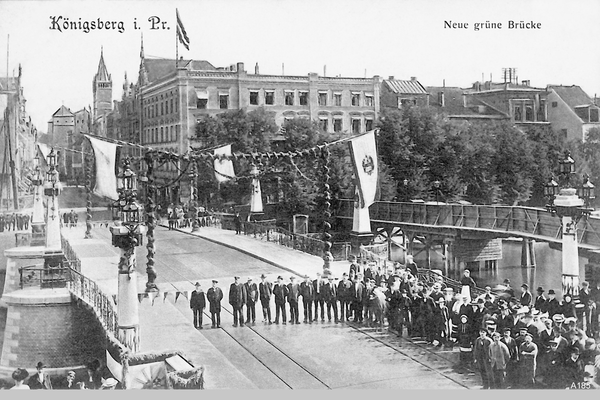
[207,280,223,328]
[190,282,206,329]
[229,276,247,327]
[28,361,52,389]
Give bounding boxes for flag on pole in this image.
[86,135,120,201]
[348,130,379,209]
[176,9,190,50]
[214,144,235,183]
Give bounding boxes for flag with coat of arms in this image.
[348,130,379,209]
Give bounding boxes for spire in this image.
[139,33,148,86]
[96,46,111,82]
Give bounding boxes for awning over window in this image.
[195,89,208,99]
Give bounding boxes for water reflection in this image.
[396,239,589,296]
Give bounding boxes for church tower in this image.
[92,47,112,119]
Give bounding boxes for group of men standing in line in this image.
[0,212,30,232]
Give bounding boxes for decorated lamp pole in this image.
[84,141,93,239]
[31,153,46,245]
[545,151,595,297]
[110,158,146,352]
[189,160,199,232]
[143,152,158,293]
[321,147,333,275]
[43,148,62,250]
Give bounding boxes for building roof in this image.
[95,48,111,82]
[384,79,427,95]
[52,105,74,117]
[426,86,507,118]
[548,85,595,108]
[143,58,218,83]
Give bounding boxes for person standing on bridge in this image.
[273,276,289,324]
[337,273,352,322]
[245,277,258,325]
[190,282,206,329]
[300,275,314,323]
[229,276,247,327]
[520,284,532,307]
[259,274,273,324]
[288,276,301,324]
[460,269,476,304]
[207,280,223,328]
[324,275,339,323]
[313,272,326,322]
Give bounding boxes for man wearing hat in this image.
[190,282,206,329]
[473,328,493,389]
[500,328,519,388]
[57,370,77,389]
[547,289,561,318]
[273,276,289,324]
[207,280,223,328]
[245,277,259,325]
[534,286,547,313]
[518,332,538,388]
[300,275,314,323]
[324,275,339,323]
[520,284,532,307]
[350,275,365,323]
[489,331,510,389]
[28,361,52,389]
[259,274,273,324]
[337,273,352,322]
[288,276,301,324]
[229,276,247,327]
[560,346,585,388]
[313,272,326,322]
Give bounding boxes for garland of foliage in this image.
[166,366,205,389]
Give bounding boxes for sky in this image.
[1,0,599,131]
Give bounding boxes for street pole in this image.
[190,160,199,232]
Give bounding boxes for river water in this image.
[393,239,590,296]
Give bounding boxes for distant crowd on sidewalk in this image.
[189,255,600,390]
[0,213,30,232]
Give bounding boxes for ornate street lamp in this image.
[578,174,595,209]
[31,154,46,245]
[544,152,594,297]
[109,157,146,352]
[43,148,62,249]
[189,161,199,232]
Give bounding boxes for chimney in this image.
[236,62,245,73]
[521,80,530,86]
[282,63,285,75]
[324,65,326,77]
[255,62,259,74]
[438,92,445,107]
[389,76,394,80]
[411,77,417,81]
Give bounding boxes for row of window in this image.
[142,125,180,145]
[313,116,373,134]
[144,91,179,119]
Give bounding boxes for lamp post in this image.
[544,151,594,297]
[189,160,199,232]
[31,154,46,245]
[43,148,62,250]
[109,157,146,352]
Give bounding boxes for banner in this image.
[214,144,235,183]
[87,135,120,200]
[348,130,379,209]
[176,9,190,50]
[37,143,52,166]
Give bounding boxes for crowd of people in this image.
[4,359,119,390]
[0,212,30,232]
[191,255,600,390]
[165,203,217,230]
[61,209,78,228]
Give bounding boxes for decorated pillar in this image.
[554,188,583,296]
[43,149,62,251]
[144,152,158,293]
[249,163,263,217]
[321,147,333,274]
[30,154,45,246]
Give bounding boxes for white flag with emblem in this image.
[214,144,235,183]
[86,135,120,201]
[348,130,378,209]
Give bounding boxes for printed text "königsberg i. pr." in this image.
[444,20,542,31]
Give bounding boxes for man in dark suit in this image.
[207,280,223,328]
[190,282,206,329]
[229,276,247,327]
[351,275,364,323]
[245,277,258,324]
[534,286,547,313]
[273,276,289,324]
[324,275,339,323]
[300,275,314,323]
[259,274,273,324]
[337,273,352,322]
[547,289,561,317]
[287,276,301,324]
[28,361,53,389]
[313,272,326,322]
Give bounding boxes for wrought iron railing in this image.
[242,220,351,261]
[18,264,70,289]
[67,268,119,339]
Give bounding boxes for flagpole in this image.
[175,9,178,69]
